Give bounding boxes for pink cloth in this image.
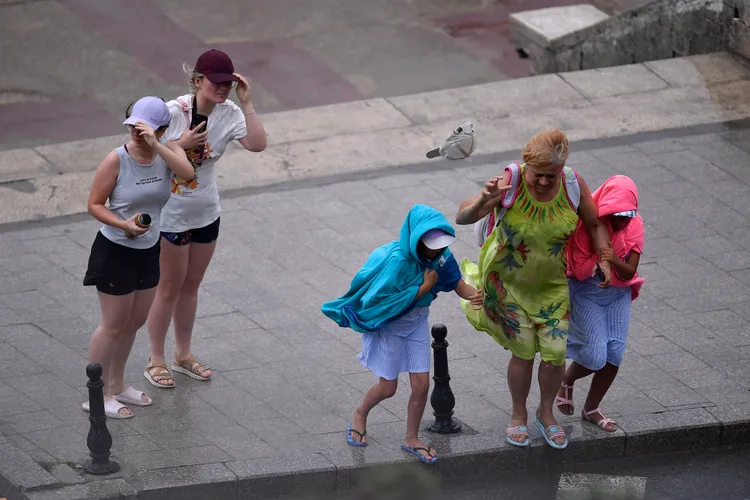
[566,175,645,300]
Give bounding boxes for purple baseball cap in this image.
[123,96,171,130]
[421,229,456,250]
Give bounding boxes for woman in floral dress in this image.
[455,129,612,449]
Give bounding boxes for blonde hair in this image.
[182,62,237,94]
[522,129,569,168]
[182,63,204,94]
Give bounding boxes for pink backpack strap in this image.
[491,162,521,231]
[474,162,522,246]
[475,164,579,246]
[175,97,190,124]
[501,162,521,209]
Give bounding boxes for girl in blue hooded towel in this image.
[322,204,483,464]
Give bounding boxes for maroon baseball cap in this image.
[195,49,239,84]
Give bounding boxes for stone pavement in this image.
[0,125,750,499]
[4,52,750,225]
[2,0,597,150]
[595,0,653,13]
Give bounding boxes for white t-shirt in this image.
[160,94,247,232]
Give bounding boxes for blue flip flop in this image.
[505,425,530,447]
[401,444,438,464]
[533,416,568,450]
[346,425,367,447]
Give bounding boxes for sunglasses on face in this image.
[207,80,235,89]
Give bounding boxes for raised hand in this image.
[233,72,252,106]
[135,122,159,149]
[480,176,512,204]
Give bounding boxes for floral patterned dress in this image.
[461,165,579,365]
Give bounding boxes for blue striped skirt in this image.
[567,277,632,371]
[357,307,431,381]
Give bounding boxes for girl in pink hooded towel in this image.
[555,175,645,432]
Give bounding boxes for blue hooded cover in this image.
[321,204,462,333]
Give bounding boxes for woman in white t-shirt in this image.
[144,49,267,388]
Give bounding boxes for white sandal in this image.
[113,386,152,407]
[81,398,135,419]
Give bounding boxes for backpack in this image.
[473,162,581,246]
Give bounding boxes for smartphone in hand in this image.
[188,97,209,164]
[191,111,209,132]
[595,264,605,282]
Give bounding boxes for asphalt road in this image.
[440,445,750,500]
[0,0,647,150]
[299,445,750,500]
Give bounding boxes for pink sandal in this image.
[582,407,617,432]
[555,383,574,416]
[505,425,530,448]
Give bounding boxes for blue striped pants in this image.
[567,277,631,371]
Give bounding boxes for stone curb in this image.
[1,115,750,236]
[2,403,747,500]
[2,52,750,225]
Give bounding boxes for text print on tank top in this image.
[99,144,171,249]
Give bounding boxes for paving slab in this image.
[22,479,138,500]
[619,408,723,456]
[707,402,750,445]
[644,52,750,87]
[0,149,53,184]
[0,442,58,493]
[510,4,609,61]
[560,64,670,99]
[1,122,750,499]
[129,463,238,500]
[4,54,750,225]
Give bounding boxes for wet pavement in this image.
[0,126,749,496]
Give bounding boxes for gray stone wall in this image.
[728,0,750,58]
[534,0,733,74]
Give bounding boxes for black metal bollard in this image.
[83,363,120,475]
[427,324,462,433]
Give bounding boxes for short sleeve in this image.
[229,104,247,141]
[162,101,188,143]
[430,253,462,295]
[625,215,645,255]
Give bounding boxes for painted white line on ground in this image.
[556,473,647,499]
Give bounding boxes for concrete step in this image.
[1,52,750,225]
[510,0,733,75]
[510,4,610,62]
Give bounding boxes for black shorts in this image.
[83,232,161,296]
[161,217,220,246]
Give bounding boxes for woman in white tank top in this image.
[83,96,195,419]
